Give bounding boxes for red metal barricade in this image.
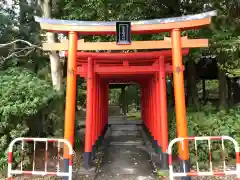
[8,137,73,180]
[168,136,240,180]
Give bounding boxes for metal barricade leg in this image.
[161,152,169,170]
[236,150,240,180]
[64,158,69,180]
[180,160,191,180]
[8,151,13,180]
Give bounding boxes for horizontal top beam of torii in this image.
[34,11,216,35]
[65,49,189,60]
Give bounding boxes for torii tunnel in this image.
[35,10,216,178]
[66,49,190,169]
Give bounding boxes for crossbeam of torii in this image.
[35,10,216,177]
[42,36,208,51]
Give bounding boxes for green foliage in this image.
[125,85,140,106]
[109,89,121,105]
[186,103,240,141]
[0,0,18,39]
[76,79,87,108]
[208,2,240,76]
[1,67,57,118]
[0,67,59,172]
[168,103,240,168]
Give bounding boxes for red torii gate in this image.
[65,49,189,169]
[35,10,216,178]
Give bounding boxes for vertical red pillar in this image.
[98,78,101,142]
[151,78,155,144]
[159,57,169,169]
[99,79,103,140]
[149,80,152,135]
[152,77,158,149]
[142,83,146,126]
[146,81,150,131]
[102,81,104,135]
[148,80,151,134]
[95,75,99,143]
[84,57,94,169]
[91,64,97,158]
[103,82,107,128]
[171,29,190,176]
[63,31,77,176]
[141,82,148,136]
[155,71,162,154]
[100,81,104,137]
[102,81,107,136]
[97,76,101,142]
[147,81,150,133]
[94,71,98,146]
[144,82,148,130]
[98,76,101,141]
[105,82,109,127]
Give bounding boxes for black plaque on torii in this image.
[116,21,131,45]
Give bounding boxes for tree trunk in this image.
[19,0,28,40]
[233,78,240,104]
[39,0,63,91]
[186,57,200,110]
[218,56,227,109]
[227,78,233,107]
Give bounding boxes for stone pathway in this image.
[95,125,156,180]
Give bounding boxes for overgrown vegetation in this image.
[0,67,60,173]
[168,103,240,168]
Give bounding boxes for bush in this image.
[0,67,59,173]
[168,103,240,168]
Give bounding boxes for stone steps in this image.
[109,124,144,146]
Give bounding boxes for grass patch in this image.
[127,111,141,120]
